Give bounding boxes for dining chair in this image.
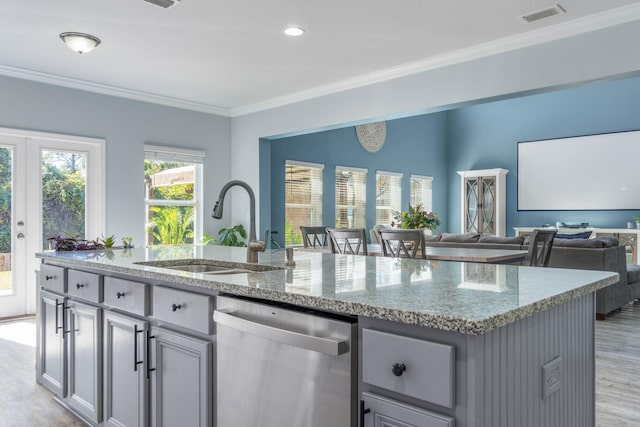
[526,229,557,267]
[300,226,328,248]
[326,228,368,255]
[379,229,426,259]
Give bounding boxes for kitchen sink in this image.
[134,259,284,275]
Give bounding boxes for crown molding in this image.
[0,64,232,117]
[230,3,640,117]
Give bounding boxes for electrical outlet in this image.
[542,356,562,399]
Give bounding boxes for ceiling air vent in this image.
[144,0,180,8]
[522,4,565,23]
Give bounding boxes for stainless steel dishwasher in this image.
[214,295,357,427]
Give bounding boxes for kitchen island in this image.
[36,245,617,427]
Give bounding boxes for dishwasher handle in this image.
[214,309,348,356]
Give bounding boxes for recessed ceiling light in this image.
[284,26,305,37]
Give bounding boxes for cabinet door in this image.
[480,176,496,234]
[66,300,102,424]
[362,392,454,427]
[464,177,480,234]
[150,327,212,427]
[38,290,66,396]
[103,311,148,427]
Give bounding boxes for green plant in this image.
[147,206,194,244]
[200,232,216,245]
[284,220,302,246]
[122,236,134,248]
[633,216,640,222]
[101,234,115,248]
[392,204,441,231]
[217,225,247,247]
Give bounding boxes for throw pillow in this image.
[555,231,592,239]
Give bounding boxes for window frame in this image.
[284,160,324,246]
[376,170,403,225]
[335,165,367,229]
[144,144,205,245]
[410,174,433,212]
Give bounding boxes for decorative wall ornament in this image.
[355,121,386,153]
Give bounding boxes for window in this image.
[284,160,324,246]
[376,171,402,224]
[335,166,367,229]
[410,175,433,212]
[144,145,204,245]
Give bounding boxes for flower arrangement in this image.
[47,236,105,251]
[391,204,441,231]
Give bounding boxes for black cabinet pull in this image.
[171,304,182,312]
[360,400,371,426]
[134,325,144,372]
[62,304,71,335]
[116,292,126,299]
[45,275,55,281]
[146,330,157,380]
[76,283,84,289]
[392,363,406,377]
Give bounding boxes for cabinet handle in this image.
[171,303,182,312]
[62,304,71,335]
[133,325,144,372]
[392,363,406,377]
[360,400,371,426]
[146,330,156,380]
[116,292,126,299]
[45,275,55,281]
[55,299,63,334]
[76,283,85,289]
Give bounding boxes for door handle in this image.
[213,309,348,356]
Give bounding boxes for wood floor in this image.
[595,301,640,426]
[0,302,639,426]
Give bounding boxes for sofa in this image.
[423,232,640,319]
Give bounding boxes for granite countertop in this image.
[36,245,618,335]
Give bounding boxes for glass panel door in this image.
[0,136,26,318]
[41,150,87,247]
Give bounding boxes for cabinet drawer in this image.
[41,264,67,293]
[67,270,103,303]
[153,286,213,335]
[362,392,454,427]
[104,277,149,316]
[362,329,455,408]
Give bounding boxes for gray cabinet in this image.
[103,311,149,427]
[149,327,212,427]
[361,393,455,427]
[66,300,102,424]
[38,289,67,397]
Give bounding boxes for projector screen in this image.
[518,130,640,210]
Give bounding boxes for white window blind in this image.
[410,175,433,212]
[376,170,402,225]
[335,166,367,229]
[285,160,324,245]
[144,144,205,164]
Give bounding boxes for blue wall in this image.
[447,75,640,233]
[262,75,640,243]
[264,113,449,245]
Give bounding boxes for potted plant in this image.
[217,225,247,247]
[391,204,441,235]
[634,216,640,229]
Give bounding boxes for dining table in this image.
[296,244,529,264]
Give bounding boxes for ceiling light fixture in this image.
[59,32,101,54]
[284,26,305,37]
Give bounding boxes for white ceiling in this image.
[1,0,640,116]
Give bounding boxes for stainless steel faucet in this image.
[212,180,266,263]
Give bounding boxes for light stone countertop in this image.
[36,245,618,335]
